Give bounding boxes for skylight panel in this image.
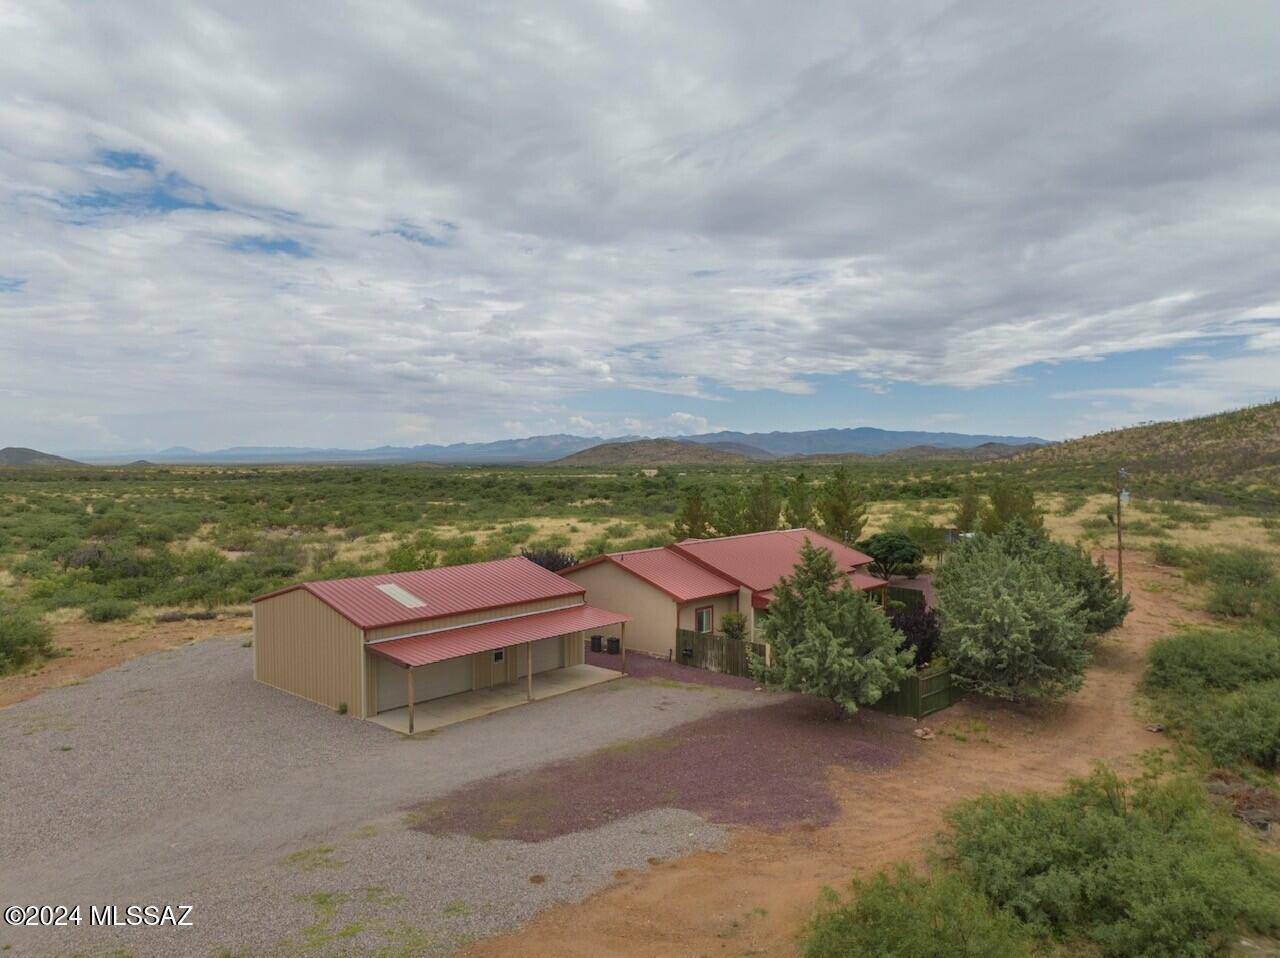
[376,583,426,608]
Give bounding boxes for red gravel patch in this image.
[409,696,912,842]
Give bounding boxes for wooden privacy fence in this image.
[886,585,927,610]
[675,629,767,679]
[873,662,961,719]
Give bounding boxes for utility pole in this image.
[1116,467,1128,595]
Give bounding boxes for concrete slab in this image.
[370,663,622,734]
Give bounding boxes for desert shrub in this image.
[978,478,1043,535]
[1190,681,1280,770]
[943,767,1280,957]
[1205,547,1273,590]
[603,522,634,538]
[519,547,578,572]
[1206,582,1257,618]
[935,537,1089,702]
[0,606,54,673]
[85,597,135,622]
[890,605,941,669]
[1151,541,1192,567]
[802,867,1033,958]
[385,537,437,573]
[1145,628,1280,694]
[720,611,748,643]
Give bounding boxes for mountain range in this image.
[66,426,1048,465]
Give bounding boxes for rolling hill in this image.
[0,447,84,467]
[880,442,1041,461]
[553,439,748,467]
[1016,401,1280,497]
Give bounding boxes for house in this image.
[561,528,885,660]
[251,556,630,733]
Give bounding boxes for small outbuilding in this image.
[252,556,629,733]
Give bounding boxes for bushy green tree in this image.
[783,472,816,529]
[672,486,714,539]
[754,540,912,714]
[815,465,867,545]
[953,483,981,533]
[741,474,783,533]
[857,531,925,580]
[994,520,1129,634]
[711,485,747,537]
[519,547,578,572]
[385,536,438,573]
[979,477,1043,535]
[935,536,1089,701]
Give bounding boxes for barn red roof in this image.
[752,571,887,608]
[564,548,738,603]
[252,556,585,630]
[670,528,873,592]
[367,603,630,668]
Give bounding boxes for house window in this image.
[493,649,505,663]
[694,606,713,634]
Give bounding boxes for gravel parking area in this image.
[0,636,760,957]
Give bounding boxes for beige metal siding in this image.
[255,589,365,716]
[363,595,579,643]
[375,655,473,711]
[563,562,680,658]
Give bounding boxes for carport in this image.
[367,602,630,734]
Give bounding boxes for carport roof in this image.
[366,603,630,667]
[251,556,585,630]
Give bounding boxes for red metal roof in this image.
[567,548,738,603]
[367,603,630,668]
[252,556,585,630]
[671,528,873,592]
[752,571,887,608]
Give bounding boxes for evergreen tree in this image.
[711,485,747,537]
[935,536,1089,701]
[672,486,714,539]
[783,472,816,529]
[742,474,783,533]
[953,482,981,533]
[753,540,913,715]
[816,465,867,545]
[979,477,1044,534]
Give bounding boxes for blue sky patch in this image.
[62,173,221,218]
[0,276,26,293]
[386,220,455,247]
[96,149,158,172]
[227,235,312,257]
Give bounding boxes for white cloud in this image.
[1,2,1278,448]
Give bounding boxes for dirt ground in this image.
[0,613,252,708]
[463,552,1211,958]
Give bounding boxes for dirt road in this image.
[463,553,1206,958]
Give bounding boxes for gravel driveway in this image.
[0,636,762,957]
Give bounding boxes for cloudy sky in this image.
[3,1,1278,452]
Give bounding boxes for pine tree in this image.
[816,465,867,545]
[783,472,815,529]
[954,483,980,533]
[742,474,783,533]
[711,485,747,537]
[754,539,913,715]
[979,477,1044,534]
[672,486,714,539]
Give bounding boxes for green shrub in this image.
[1205,547,1274,591]
[943,767,1280,957]
[1151,541,1192,567]
[0,607,54,673]
[85,597,136,622]
[1145,628,1280,694]
[802,867,1033,958]
[1191,681,1280,769]
[1206,581,1257,618]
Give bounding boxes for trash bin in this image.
[590,634,603,653]
[607,636,621,655]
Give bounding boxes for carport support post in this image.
[620,622,627,674]
[406,666,415,735]
[526,641,534,702]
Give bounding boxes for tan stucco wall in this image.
[563,561,680,658]
[676,592,739,634]
[254,589,366,717]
